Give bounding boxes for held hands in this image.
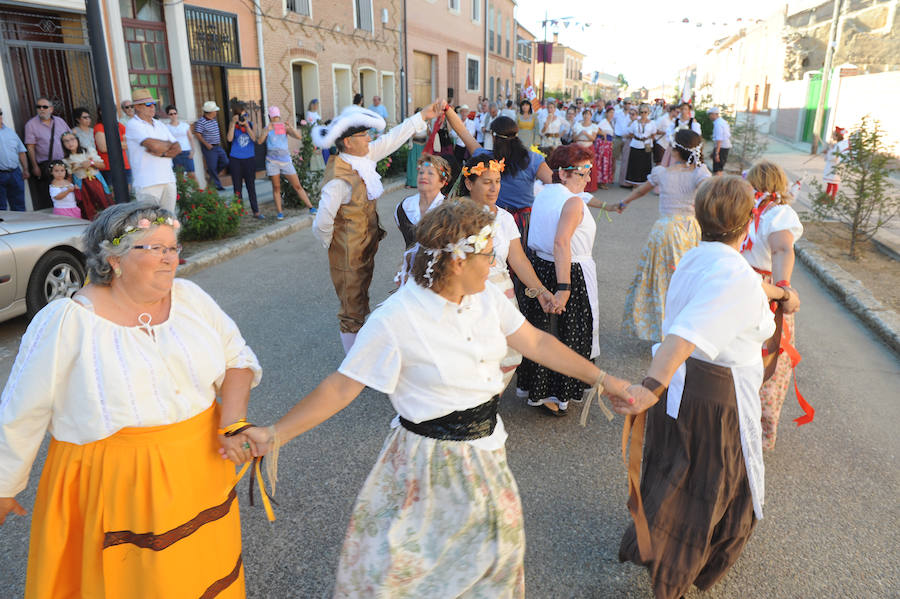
[613,384,662,415]
[536,290,558,314]
[0,496,27,525]
[217,431,258,465]
[421,100,447,121]
[553,290,570,314]
[781,287,801,314]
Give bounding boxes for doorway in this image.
[412,51,434,112]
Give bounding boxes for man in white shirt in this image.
[474,99,490,144]
[310,100,443,351]
[499,100,517,120]
[709,106,732,175]
[613,99,633,160]
[653,105,678,164]
[535,99,549,133]
[482,103,500,151]
[124,88,180,212]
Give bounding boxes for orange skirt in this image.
[25,402,245,599]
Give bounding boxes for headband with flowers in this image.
[462,158,506,178]
[671,139,703,166]
[111,216,181,246]
[421,222,497,287]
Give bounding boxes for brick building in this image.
[258,0,401,126]
[514,22,536,99]
[485,0,514,103]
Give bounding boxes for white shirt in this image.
[535,107,548,131]
[597,119,615,138]
[542,114,562,136]
[166,121,191,153]
[313,112,427,248]
[712,118,732,149]
[823,139,849,183]
[628,119,657,149]
[0,279,262,497]
[492,207,521,276]
[306,111,321,125]
[49,184,77,209]
[394,192,445,228]
[662,241,774,518]
[613,111,632,136]
[528,183,596,262]
[740,200,803,272]
[338,281,526,451]
[474,112,488,143]
[654,115,674,147]
[572,122,598,143]
[500,108,517,120]
[125,116,177,189]
[482,114,498,150]
[668,116,703,140]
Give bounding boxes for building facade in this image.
[514,21,535,99]
[485,0,514,104]
[259,0,401,127]
[533,33,586,101]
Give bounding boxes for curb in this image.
[176,178,407,278]
[795,238,900,354]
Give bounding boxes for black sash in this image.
[399,396,499,441]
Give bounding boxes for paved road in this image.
[0,185,898,598]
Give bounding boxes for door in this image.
[802,73,831,143]
[412,51,433,112]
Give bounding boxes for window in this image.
[489,77,494,100]
[354,0,373,31]
[471,0,480,22]
[496,14,501,55]
[120,0,162,21]
[505,21,510,57]
[449,0,459,12]
[286,0,310,16]
[185,6,240,65]
[123,21,174,109]
[488,7,494,52]
[466,56,480,92]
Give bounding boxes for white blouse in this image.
[572,122,599,143]
[528,183,596,262]
[394,192,445,228]
[492,207,521,276]
[338,281,526,451]
[662,241,774,518]
[740,201,804,272]
[628,120,657,149]
[597,119,615,138]
[0,279,262,497]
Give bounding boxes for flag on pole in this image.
[524,73,536,101]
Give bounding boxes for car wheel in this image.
[26,250,86,319]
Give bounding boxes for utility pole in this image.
[811,0,843,154]
[85,0,129,203]
[540,10,548,103]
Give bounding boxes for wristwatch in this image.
[641,377,667,398]
[556,283,571,291]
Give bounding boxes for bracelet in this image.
[775,280,790,288]
[218,419,251,437]
[641,376,667,398]
[524,286,549,299]
[556,283,571,291]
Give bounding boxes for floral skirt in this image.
[758,272,797,451]
[594,138,614,184]
[333,426,526,599]
[623,214,700,342]
[26,402,244,599]
[489,269,523,389]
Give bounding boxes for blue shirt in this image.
[369,104,389,121]
[473,148,544,211]
[0,125,26,171]
[229,122,255,159]
[265,130,290,161]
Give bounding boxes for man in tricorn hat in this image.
[311,99,445,352]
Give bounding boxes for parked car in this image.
[0,211,88,323]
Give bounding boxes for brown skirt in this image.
[619,357,756,599]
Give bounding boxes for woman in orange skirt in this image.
[0,202,262,598]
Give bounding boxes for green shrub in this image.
[280,124,324,209]
[176,170,246,240]
[693,108,714,141]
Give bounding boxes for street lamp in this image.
[538,14,590,103]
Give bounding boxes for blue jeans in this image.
[0,168,26,211]
[201,144,229,189]
[172,150,195,173]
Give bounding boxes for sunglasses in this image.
[167,111,177,115]
[142,102,156,107]
[123,105,134,109]
[36,104,51,109]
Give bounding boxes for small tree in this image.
[730,112,769,170]
[810,116,899,259]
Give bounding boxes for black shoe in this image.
[215,186,225,191]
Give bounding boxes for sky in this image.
[514,0,823,90]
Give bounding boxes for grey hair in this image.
[488,102,497,110]
[83,202,178,285]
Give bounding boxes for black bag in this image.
[36,118,58,180]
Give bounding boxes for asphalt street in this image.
[0,184,898,598]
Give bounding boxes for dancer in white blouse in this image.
[618,176,775,599]
[244,199,636,598]
[394,153,452,248]
[0,202,261,598]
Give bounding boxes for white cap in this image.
[201,101,220,113]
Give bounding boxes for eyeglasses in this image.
[132,244,183,257]
[36,104,51,109]
[348,131,370,138]
[167,111,177,116]
[473,249,496,265]
[123,105,134,110]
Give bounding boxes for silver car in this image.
[0,211,88,323]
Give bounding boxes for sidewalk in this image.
[759,133,900,260]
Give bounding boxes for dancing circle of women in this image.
[0,98,811,599]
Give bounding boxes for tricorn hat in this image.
[311,105,385,149]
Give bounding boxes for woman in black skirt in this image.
[624,103,657,186]
[516,144,600,416]
[616,176,777,599]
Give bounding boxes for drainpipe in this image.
[483,1,489,100]
[254,0,268,111]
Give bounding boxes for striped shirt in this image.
[193,117,221,145]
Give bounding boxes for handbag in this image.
[37,118,58,179]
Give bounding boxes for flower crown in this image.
[462,158,505,178]
[111,216,181,246]
[421,222,497,287]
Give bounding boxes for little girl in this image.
[823,126,848,199]
[61,131,113,220]
[47,160,83,219]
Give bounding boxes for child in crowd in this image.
[47,160,83,219]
